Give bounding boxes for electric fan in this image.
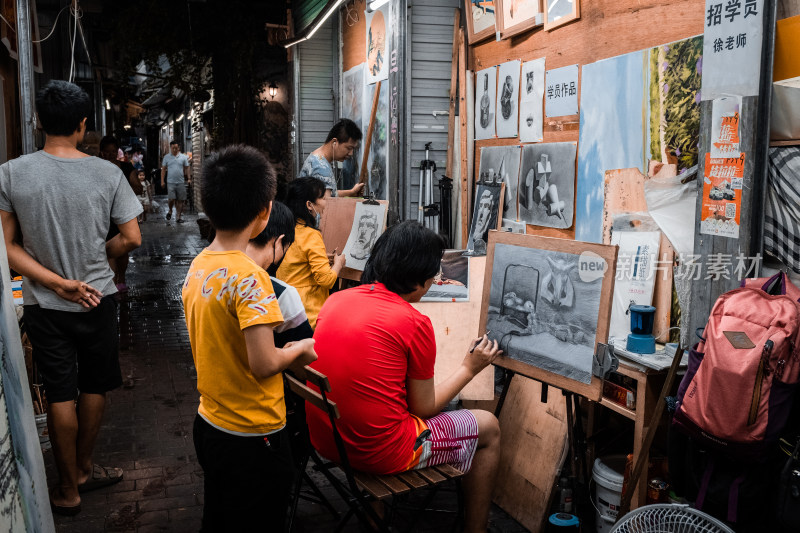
[611,504,735,533]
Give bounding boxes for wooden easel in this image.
[359,80,382,195]
[492,342,618,528]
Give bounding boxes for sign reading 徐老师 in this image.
[701,0,764,100]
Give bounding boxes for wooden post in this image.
[688,0,778,338]
[458,30,469,248]
[445,8,461,178]
[359,80,382,184]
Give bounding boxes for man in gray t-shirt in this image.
[161,141,190,223]
[0,81,142,515]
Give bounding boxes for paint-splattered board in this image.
[411,256,494,400]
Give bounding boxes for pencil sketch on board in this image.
[475,66,497,140]
[485,243,606,384]
[342,202,388,271]
[421,251,470,302]
[466,184,503,255]
[496,60,521,138]
[518,142,576,229]
[479,145,521,224]
[519,58,545,143]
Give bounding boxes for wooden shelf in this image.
[770,139,800,147]
[599,397,636,420]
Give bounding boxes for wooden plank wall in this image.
[469,0,705,240]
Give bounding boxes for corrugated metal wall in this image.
[297,16,337,165]
[406,0,460,220]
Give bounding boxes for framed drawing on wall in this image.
[544,0,579,31]
[465,0,497,44]
[495,0,542,39]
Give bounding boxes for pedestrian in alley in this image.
[182,144,317,531]
[299,118,365,197]
[99,135,142,292]
[276,177,346,329]
[0,80,142,515]
[161,140,190,223]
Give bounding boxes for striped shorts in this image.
[412,410,479,474]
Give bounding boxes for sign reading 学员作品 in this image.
[545,64,579,118]
[701,0,764,100]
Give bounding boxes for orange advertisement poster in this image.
[700,152,745,239]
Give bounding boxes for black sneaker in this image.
[166,211,172,221]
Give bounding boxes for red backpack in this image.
[673,272,800,458]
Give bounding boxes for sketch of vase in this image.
[500,75,513,120]
[480,73,491,128]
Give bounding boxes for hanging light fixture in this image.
[268,81,278,100]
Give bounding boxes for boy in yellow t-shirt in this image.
[182,145,317,532]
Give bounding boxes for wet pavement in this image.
[46,197,527,532]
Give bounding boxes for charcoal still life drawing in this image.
[478,145,521,226]
[518,142,575,229]
[421,251,470,302]
[486,242,606,384]
[342,202,388,271]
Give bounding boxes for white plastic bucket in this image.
[592,455,626,533]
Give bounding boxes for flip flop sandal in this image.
[50,487,81,516]
[78,464,124,493]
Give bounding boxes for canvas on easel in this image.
[342,201,388,272]
[319,197,389,281]
[479,231,617,401]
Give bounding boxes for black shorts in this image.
[24,296,121,403]
[193,415,296,532]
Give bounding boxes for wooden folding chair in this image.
[286,367,465,533]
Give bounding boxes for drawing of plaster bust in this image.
[472,189,495,254]
[350,212,379,260]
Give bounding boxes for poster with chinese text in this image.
[700,152,745,238]
[545,64,579,117]
[701,0,763,100]
[710,95,741,158]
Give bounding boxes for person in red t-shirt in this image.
[307,221,501,533]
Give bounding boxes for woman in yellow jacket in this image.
[277,177,346,328]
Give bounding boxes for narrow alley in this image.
[45,198,526,533]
